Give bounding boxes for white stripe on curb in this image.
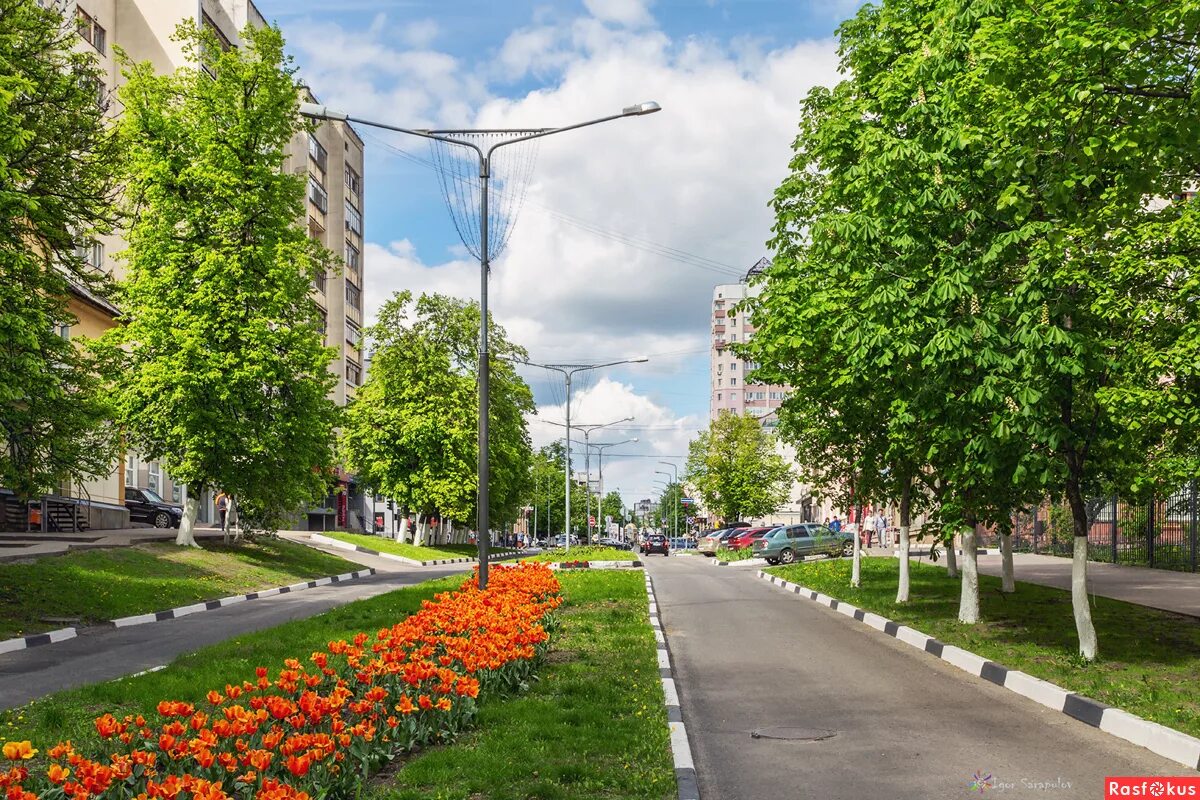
[646,574,701,800]
[754,569,1200,771]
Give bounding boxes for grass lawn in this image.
[2,571,674,800]
[316,531,517,561]
[715,546,758,561]
[520,546,638,563]
[768,557,1200,737]
[0,538,357,639]
[373,570,673,800]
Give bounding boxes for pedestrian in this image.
[215,491,229,532]
[860,514,873,551]
[875,510,888,547]
[830,515,841,533]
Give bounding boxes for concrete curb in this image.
[710,556,767,567]
[306,533,518,566]
[894,548,1001,558]
[755,569,1200,771]
[0,627,77,656]
[0,568,378,654]
[645,572,700,800]
[111,569,377,628]
[545,560,644,571]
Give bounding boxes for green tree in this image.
[98,23,338,545]
[685,413,792,524]
[654,483,686,536]
[0,0,122,510]
[599,490,625,528]
[340,291,534,543]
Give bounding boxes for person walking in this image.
[860,512,874,552]
[874,510,888,548]
[215,491,229,532]
[829,515,841,533]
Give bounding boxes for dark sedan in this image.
[641,534,670,556]
[125,487,183,528]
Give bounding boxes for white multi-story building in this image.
[709,259,833,526]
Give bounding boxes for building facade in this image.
[709,259,833,527]
[22,0,367,531]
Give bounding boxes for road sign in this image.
[681,497,696,505]
[605,515,612,524]
[589,515,596,526]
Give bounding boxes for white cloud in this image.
[529,378,702,508]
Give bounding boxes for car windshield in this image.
[141,488,165,503]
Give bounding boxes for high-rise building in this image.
[708,259,831,526]
[29,0,366,531]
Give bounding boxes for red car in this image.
[726,526,773,550]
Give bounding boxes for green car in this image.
[753,523,853,564]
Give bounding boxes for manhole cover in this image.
[750,727,838,741]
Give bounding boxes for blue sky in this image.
[253,0,858,505]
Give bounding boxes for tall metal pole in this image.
[477,153,491,587]
[564,371,573,553]
[532,471,538,548]
[584,429,592,542]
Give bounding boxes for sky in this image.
[254,0,858,513]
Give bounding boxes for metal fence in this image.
[973,483,1200,572]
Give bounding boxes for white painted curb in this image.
[645,573,701,800]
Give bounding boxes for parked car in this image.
[599,537,633,550]
[754,523,853,564]
[550,534,581,548]
[641,533,670,556]
[723,527,769,550]
[697,528,734,556]
[669,536,697,550]
[125,487,183,528]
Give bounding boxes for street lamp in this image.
[515,358,648,552]
[542,417,631,541]
[589,438,637,539]
[299,103,661,588]
[655,469,679,539]
[660,460,680,536]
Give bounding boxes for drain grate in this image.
[750,726,838,741]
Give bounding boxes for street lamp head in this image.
[622,101,662,117]
[632,437,639,443]
[631,356,650,363]
[299,102,348,122]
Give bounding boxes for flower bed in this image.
[1,563,562,800]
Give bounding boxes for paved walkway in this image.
[908,551,1200,618]
[647,556,1181,800]
[0,545,469,710]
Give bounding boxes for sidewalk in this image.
[0,528,228,561]
[966,552,1200,618]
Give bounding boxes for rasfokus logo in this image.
[1106,777,1200,798]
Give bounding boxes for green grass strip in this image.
[768,557,1200,737]
[0,538,357,639]
[373,571,673,800]
[520,546,638,563]
[315,531,516,561]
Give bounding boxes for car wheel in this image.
[842,540,854,556]
[154,511,172,528]
[779,548,796,564]
[766,558,779,565]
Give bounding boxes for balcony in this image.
[714,308,726,318]
[715,339,727,350]
[713,324,726,334]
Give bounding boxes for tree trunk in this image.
[415,514,426,546]
[851,525,862,589]
[229,495,240,542]
[1065,477,1098,660]
[958,525,979,623]
[176,487,201,548]
[1000,530,1015,593]
[896,480,911,603]
[945,530,959,577]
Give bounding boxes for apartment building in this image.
[36,0,367,531]
[709,258,832,526]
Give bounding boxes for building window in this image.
[717,393,722,401]
[345,360,362,386]
[730,378,737,386]
[147,461,161,494]
[308,135,328,173]
[171,482,182,504]
[345,166,361,197]
[345,201,362,235]
[730,362,737,371]
[77,7,105,53]
[54,321,71,340]
[75,239,103,269]
[124,454,137,488]
[346,319,360,348]
[345,280,361,311]
[308,175,328,214]
[316,309,327,340]
[202,12,233,53]
[717,377,722,387]
[344,240,360,280]
[730,333,737,342]
[313,269,326,294]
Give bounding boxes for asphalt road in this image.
[0,561,469,710]
[646,555,1183,800]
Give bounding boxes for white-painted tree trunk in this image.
[227,495,240,542]
[1000,531,1015,593]
[851,528,862,588]
[945,532,959,577]
[896,524,911,603]
[414,514,426,546]
[176,493,201,548]
[1072,535,1098,660]
[395,515,407,542]
[958,528,979,623]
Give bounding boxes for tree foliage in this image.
[340,291,535,531]
[98,23,338,543]
[685,413,792,523]
[0,0,122,502]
